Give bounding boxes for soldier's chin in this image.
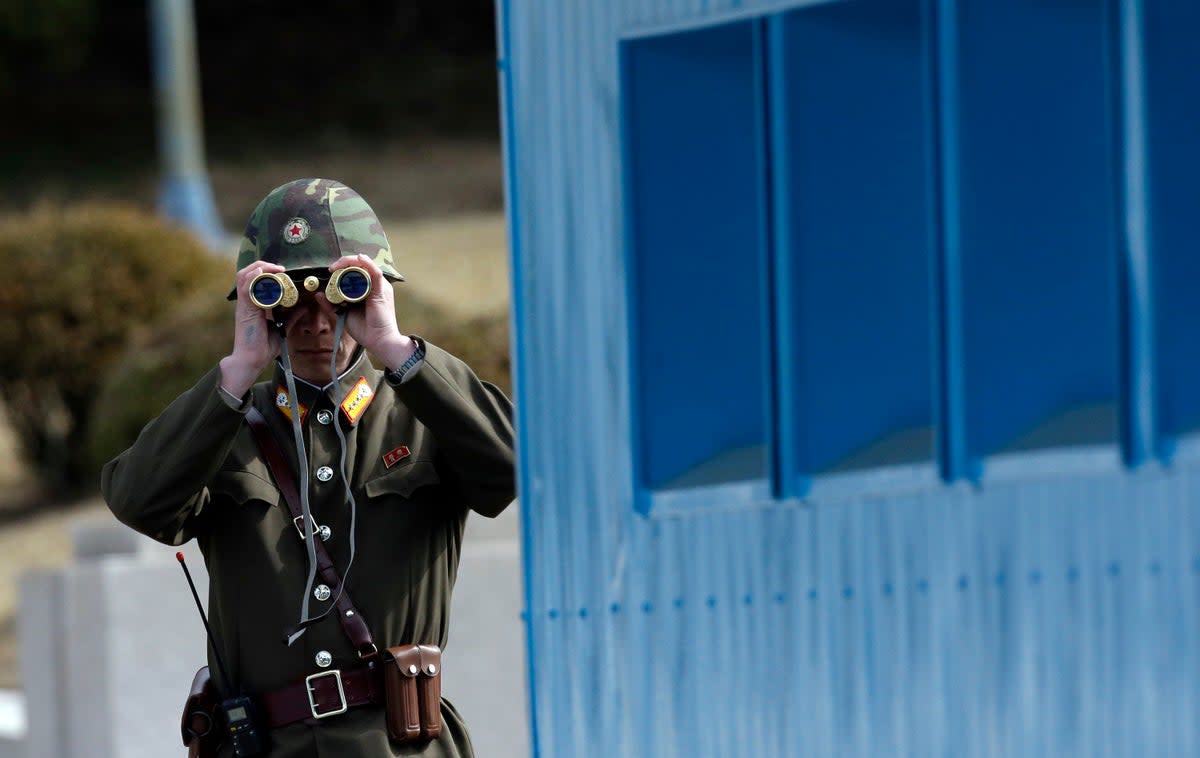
[289,352,336,382]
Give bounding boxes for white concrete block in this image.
[17,570,63,758]
[0,690,26,740]
[0,737,22,758]
[20,525,208,758]
[0,688,27,758]
[445,537,529,758]
[74,545,208,758]
[69,518,154,560]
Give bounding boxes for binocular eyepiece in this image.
[247,267,371,310]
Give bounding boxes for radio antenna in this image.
[176,552,236,694]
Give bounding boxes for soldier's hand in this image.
[219,261,285,398]
[328,255,418,368]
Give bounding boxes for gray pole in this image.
[148,0,225,250]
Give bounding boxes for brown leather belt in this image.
[261,663,384,728]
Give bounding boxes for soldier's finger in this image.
[237,264,286,294]
[235,260,284,281]
[341,254,385,289]
[328,254,377,273]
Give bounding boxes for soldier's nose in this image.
[299,313,332,335]
[287,299,332,335]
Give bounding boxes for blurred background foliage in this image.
[0,0,97,81]
[0,204,228,491]
[0,0,498,203]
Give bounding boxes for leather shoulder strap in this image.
[245,406,303,513]
[244,406,378,656]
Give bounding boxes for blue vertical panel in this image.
[768,0,937,498]
[623,21,771,500]
[947,0,1121,474]
[1143,2,1200,449]
[494,0,543,753]
[499,1,639,754]
[1110,0,1156,469]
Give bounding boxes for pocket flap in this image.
[364,461,441,499]
[386,645,422,678]
[417,644,441,677]
[209,469,281,507]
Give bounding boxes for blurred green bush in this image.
[395,293,511,396]
[88,288,512,480]
[0,203,227,492]
[86,292,237,477]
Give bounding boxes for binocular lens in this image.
[327,266,371,304]
[337,269,370,301]
[250,275,284,309]
[248,272,299,309]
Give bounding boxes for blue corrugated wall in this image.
[496,0,1200,755]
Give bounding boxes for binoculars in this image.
[248,267,371,309]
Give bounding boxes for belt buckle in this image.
[305,670,348,719]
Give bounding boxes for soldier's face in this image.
[278,290,358,383]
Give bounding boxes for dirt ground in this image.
[0,142,510,688]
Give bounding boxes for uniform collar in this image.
[271,348,380,425]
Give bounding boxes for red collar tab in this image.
[340,377,375,425]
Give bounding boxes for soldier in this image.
[102,178,516,757]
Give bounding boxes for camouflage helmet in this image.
[227,178,404,300]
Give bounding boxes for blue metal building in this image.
[496,1,1200,755]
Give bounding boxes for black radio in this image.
[221,696,268,757]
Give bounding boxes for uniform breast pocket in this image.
[363,461,442,502]
[208,468,283,509]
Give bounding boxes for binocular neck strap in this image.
[310,313,362,625]
[279,313,365,645]
[276,324,322,646]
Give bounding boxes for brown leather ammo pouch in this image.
[382,644,443,743]
[180,666,219,758]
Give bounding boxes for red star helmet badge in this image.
[283,217,310,244]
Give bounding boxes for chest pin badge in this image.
[383,446,411,468]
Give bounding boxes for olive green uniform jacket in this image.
[101,342,516,758]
